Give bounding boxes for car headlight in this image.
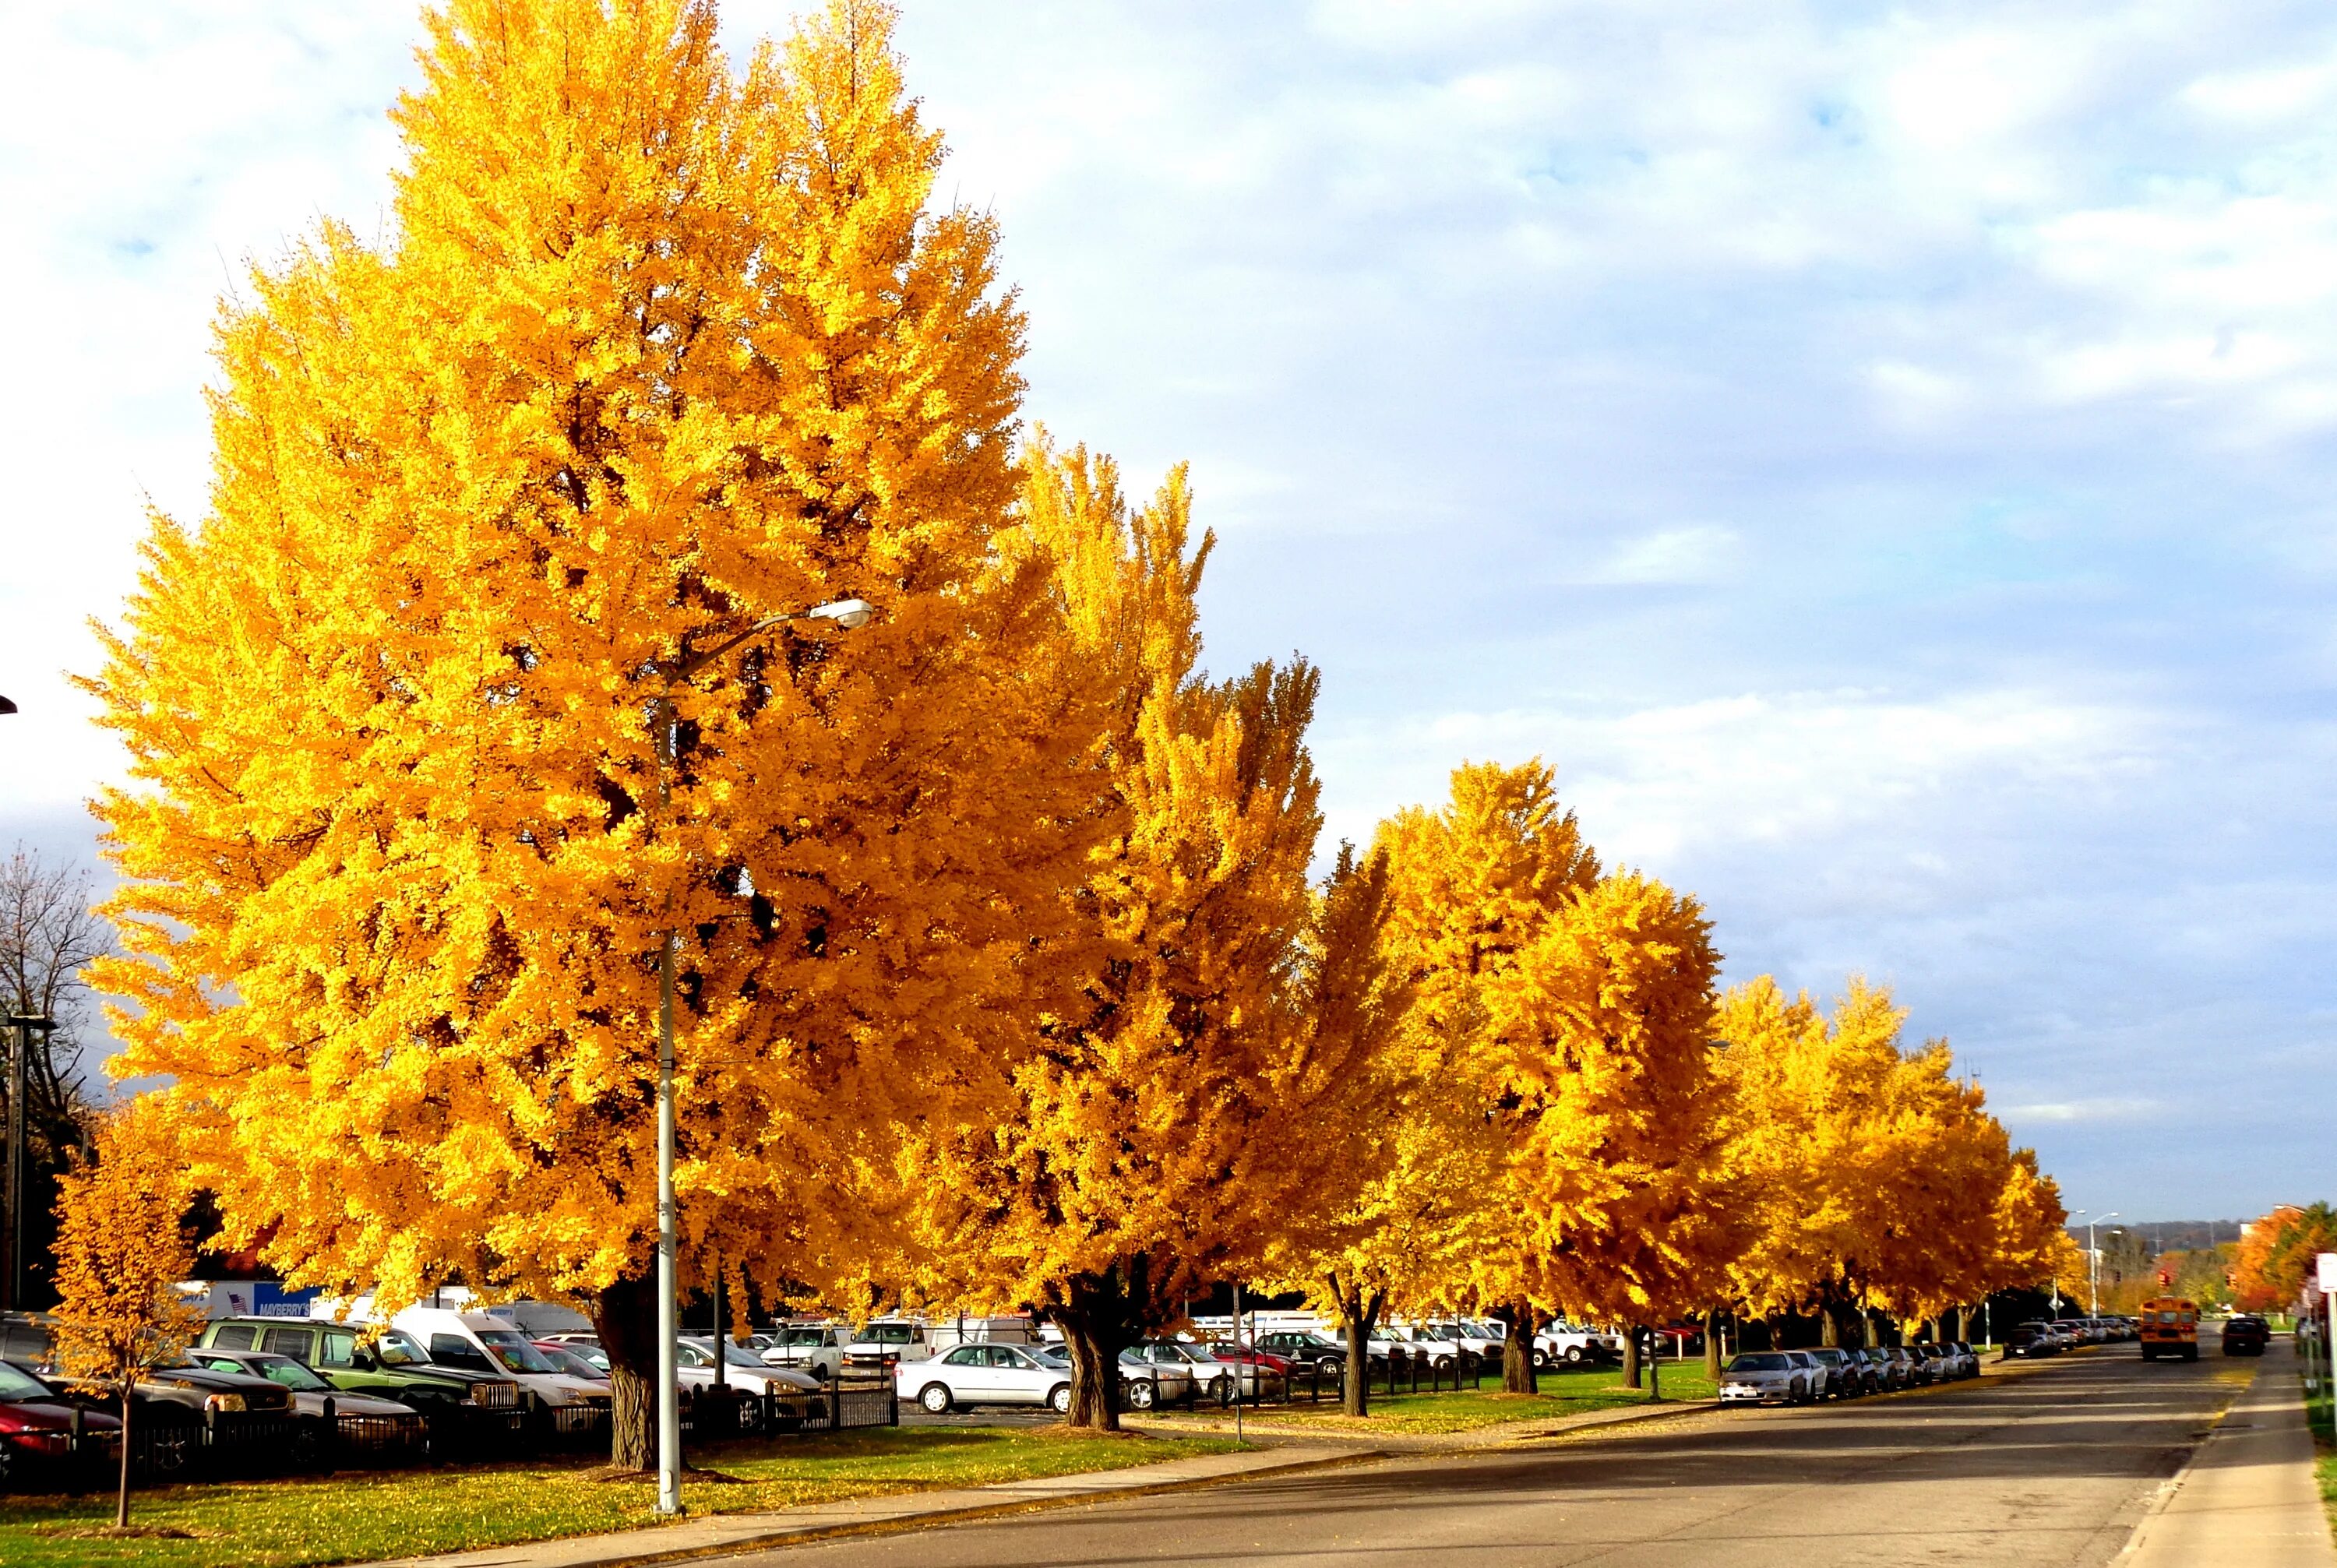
[204,1394,247,1413]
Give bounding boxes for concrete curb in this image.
[357,1444,1378,1568]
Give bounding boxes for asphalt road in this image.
[746,1348,2248,1567]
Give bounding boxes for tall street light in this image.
[2088,1211,2120,1317]
[650,597,872,1518]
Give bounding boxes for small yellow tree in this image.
[51,1112,205,1531]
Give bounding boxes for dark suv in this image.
[1253,1330,1350,1376]
[199,1318,520,1411]
[2221,1315,2270,1356]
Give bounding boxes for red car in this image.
[0,1359,121,1485]
[1200,1342,1294,1376]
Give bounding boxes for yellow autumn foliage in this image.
[82,0,1097,1460]
[1369,761,1740,1386]
[1715,976,2074,1335]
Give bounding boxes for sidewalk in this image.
[362,1444,1369,1568]
[2120,1362,2337,1567]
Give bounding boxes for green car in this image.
[196,1317,520,1411]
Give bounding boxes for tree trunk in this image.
[1940,1305,1962,1342]
[1820,1304,1840,1347]
[1496,1302,1539,1394]
[114,1376,132,1528]
[1333,1279,1385,1418]
[593,1271,661,1471]
[1621,1325,1642,1390]
[1704,1309,1724,1382]
[1055,1268,1138,1431]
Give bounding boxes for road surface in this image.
[746,1348,2251,1566]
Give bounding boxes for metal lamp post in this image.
[2088,1212,2118,1316]
[651,598,871,1519]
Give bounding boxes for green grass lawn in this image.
[0,1425,1243,1568]
[1146,1363,1721,1436]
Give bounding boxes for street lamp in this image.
[2088,1212,2119,1317]
[650,597,872,1519]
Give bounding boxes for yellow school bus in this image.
[2138,1297,2199,1362]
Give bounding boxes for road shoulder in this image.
[2120,1360,2337,1567]
[357,1445,1368,1568]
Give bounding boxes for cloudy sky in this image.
[5,0,2335,1224]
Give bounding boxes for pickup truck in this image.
[1532,1322,1621,1367]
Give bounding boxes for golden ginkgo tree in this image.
[1372,762,1740,1392]
[83,0,1098,1468]
[1713,977,2073,1349]
[897,441,1391,1429]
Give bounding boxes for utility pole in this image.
[3,1016,52,1312]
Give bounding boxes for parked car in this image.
[1782,1350,1831,1400]
[1532,1321,1621,1368]
[1843,1348,1888,1394]
[1118,1347,1192,1409]
[900,1344,1073,1415]
[2221,1315,2271,1356]
[1132,1341,1243,1403]
[1806,1348,1861,1397]
[199,1317,523,1411]
[1718,1351,1808,1406]
[531,1341,610,1381]
[392,1308,611,1415]
[184,1348,423,1463]
[1253,1330,1348,1376]
[2002,1322,2060,1358]
[758,1323,849,1379]
[1427,1320,1504,1362]
[845,1320,929,1369]
[0,1358,118,1486]
[1942,1342,1978,1379]
[1199,1340,1295,1377]
[675,1338,821,1412]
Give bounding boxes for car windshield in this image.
[0,1361,51,1401]
[241,1354,330,1392]
[378,1329,428,1367]
[1729,1355,1788,1372]
[781,1330,830,1346]
[543,1346,605,1378]
[476,1330,559,1374]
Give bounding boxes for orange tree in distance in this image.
[51,1114,207,1530]
[899,441,1392,1430]
[2237,1204,2337,1312]
[82,0,1098,1468]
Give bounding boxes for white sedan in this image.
[898,1344,1073,1415]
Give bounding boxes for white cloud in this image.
[1574,525,1741,585]
[2000,1098,2163,1126]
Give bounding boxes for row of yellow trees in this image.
[72,0,2078,1458]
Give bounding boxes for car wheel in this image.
[1563,1346,1584,1365]
[918,1383,952,1415]
[1049,1383,1073,1415]
[1532,1348,1550,1369]
[1214,1377,1236,1408]
[736,1396,766,1432]
[1126,1379,1158,1411]
[1319,1357,1345,1378]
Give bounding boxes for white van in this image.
[388,1305,609,1414]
